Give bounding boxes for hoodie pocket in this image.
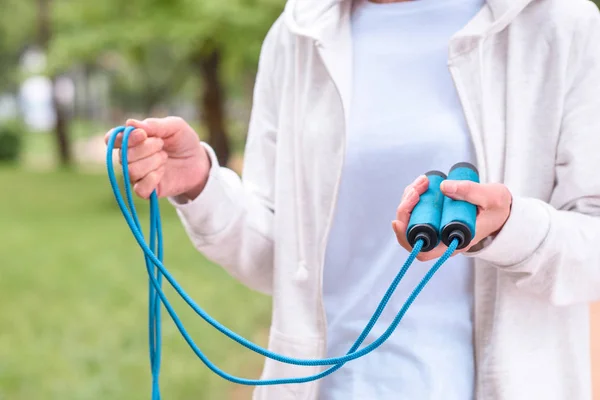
[252,327,325,400]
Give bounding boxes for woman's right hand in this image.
[105,117,211,200]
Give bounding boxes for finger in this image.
[440,180,492,208]
[104,129,115,145]
[414,240,450,261]
[128,151,168,183]
[392,220,448,261]
[412,174,430,194]
[416,248,447,262]
[393,187,419,250]
[402,175,428,201]
[392,220,411,249]
[126,116,187,139]
[119,137,164,164]
[106,128,148,150]
[396,187,420,222]
[134,166,166,199]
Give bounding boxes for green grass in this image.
[0,167,271,400]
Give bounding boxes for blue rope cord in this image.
[105,126,459,397]
[117,133,163,396]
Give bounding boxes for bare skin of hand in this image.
[392,175,513,261]
[104,116,211,200]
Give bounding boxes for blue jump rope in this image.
[106,126,480,399]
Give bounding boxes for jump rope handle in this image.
[440,162,479,250]
[406,162,480,252]
[406,171,447,252]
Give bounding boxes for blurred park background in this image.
[0,0,284,399]
[3,1,600,399]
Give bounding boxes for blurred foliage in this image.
[0,0,285,166]
[42,0,285,164]
[0,0,284,88]
[48,0,285,104]
[0,120,24,163]
[50,0,282,63]
[0,0,36,92]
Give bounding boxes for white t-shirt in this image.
[319,0,484,399]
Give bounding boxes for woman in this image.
[107,0,600,398]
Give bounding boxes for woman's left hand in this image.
[392,175,513,261]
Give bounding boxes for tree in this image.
[38,0,72,167]
[0,0,35,94]
[0,0,75,167]
[48,0,284,166]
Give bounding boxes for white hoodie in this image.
[169,0,600,398]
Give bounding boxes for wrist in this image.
[182,147,211,201]
[491,191,513,237]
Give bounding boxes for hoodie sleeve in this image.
[167,18,284,296]
[466,4,600,306]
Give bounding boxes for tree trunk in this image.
[51,77,71,165]
[38,0,72,167]
[142,87,162,116]
[193,43,230,166]
[82,63,93,120]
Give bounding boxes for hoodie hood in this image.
[282,0,343,42]
[283,0,537,42]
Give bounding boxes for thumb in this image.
[126,119,149,131]
[105,126,147,148]
[441,180,490,208]
[126,116,187,139]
